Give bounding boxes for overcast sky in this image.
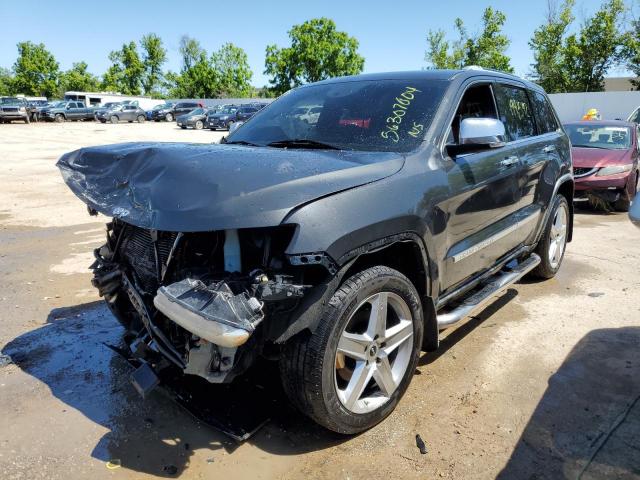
[0,0,633,87]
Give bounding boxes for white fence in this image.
[548,91,640,123]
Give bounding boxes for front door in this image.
[440,82,531,292]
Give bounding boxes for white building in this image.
[63,91,165,110]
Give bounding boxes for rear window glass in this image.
[531,92,559,134]
[494,84,537,142]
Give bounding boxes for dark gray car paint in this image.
[57,69,573,307]
[57,142,405,232]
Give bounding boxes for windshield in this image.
[189,108,205,115]
[218,107,237,115]
[227,79,447,152]
[1,97,21,104]
[566,124,632,150]
[155,103,172,110]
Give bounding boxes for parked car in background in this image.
[58,69,573,435]
[206,105,239,130]
[40,101,95,122]
[151,102,202,122]
[97,104,147,124]
[565,120,639,211]
[150,102,175,121]
[176,108,209,130]
[292,105,322,124]
[94,102,122,120]
[0,97,31,123]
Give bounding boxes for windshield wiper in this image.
[575,145,608,149]
[266,139,340,150]
[224,140,262,147]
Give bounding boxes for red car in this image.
[565,120,639,211]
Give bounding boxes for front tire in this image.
[54,114,64,123]
[195,120,204,130]
[137,115,146,123]
[530,194,570,279]
[110,115,119,124]
[613,171,638,212]
[280,266,423,434]
[165,113,173,122]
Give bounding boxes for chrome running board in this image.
[436,253,541,329]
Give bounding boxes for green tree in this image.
[0,67,14,96]
[530,0,628,92]
[102,41,144,95]
[264,18,365,95]
[426,8,513,73]
[179,35,205,71]
[529,0,575,93]
[211,43,253,97]
[140,33,167,96]
[12,41,59,97]
[58,62,99,94]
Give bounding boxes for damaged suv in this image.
[58,69,573,434]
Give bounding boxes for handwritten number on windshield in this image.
[381,87,421,143]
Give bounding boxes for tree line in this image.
[2,4,640,100]
[426,0,640,93]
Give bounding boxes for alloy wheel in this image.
[548,204,568,268]
[334,292,414,414]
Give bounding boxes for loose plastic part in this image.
[224,229,242,273]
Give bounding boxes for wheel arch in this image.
[277,233,439,351]
[556,176,574,242]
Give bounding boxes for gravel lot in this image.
[0,121,639,479]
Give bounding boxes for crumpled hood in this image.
[572,147,632,168]
[57,142,405,232]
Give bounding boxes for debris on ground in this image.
[588,292,605,298]
[415,434,428,454]
[0,353,13,367]
[105,459,121,469]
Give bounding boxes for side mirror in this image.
[66,105,72,110]
[229,121,244,134]
[630,194,640,228]
[459,118,506,148]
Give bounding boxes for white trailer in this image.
[63,91,165,110]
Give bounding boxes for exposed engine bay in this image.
[92,219,324,384]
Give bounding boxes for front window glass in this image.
[565,124,631,149]
[227,79,448,152]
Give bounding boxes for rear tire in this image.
[280,266,423,434]
[530,195,570,279]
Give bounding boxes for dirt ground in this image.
[0,121,639,480]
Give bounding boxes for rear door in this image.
[494,83,554,244]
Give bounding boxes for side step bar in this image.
[437,253,541,329]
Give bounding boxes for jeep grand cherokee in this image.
[57,69,573,434]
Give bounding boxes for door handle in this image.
[543,145,557,153]
[500,156,519,167]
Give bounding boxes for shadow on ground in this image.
[1,302,347,477]
[498,327,640,479]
